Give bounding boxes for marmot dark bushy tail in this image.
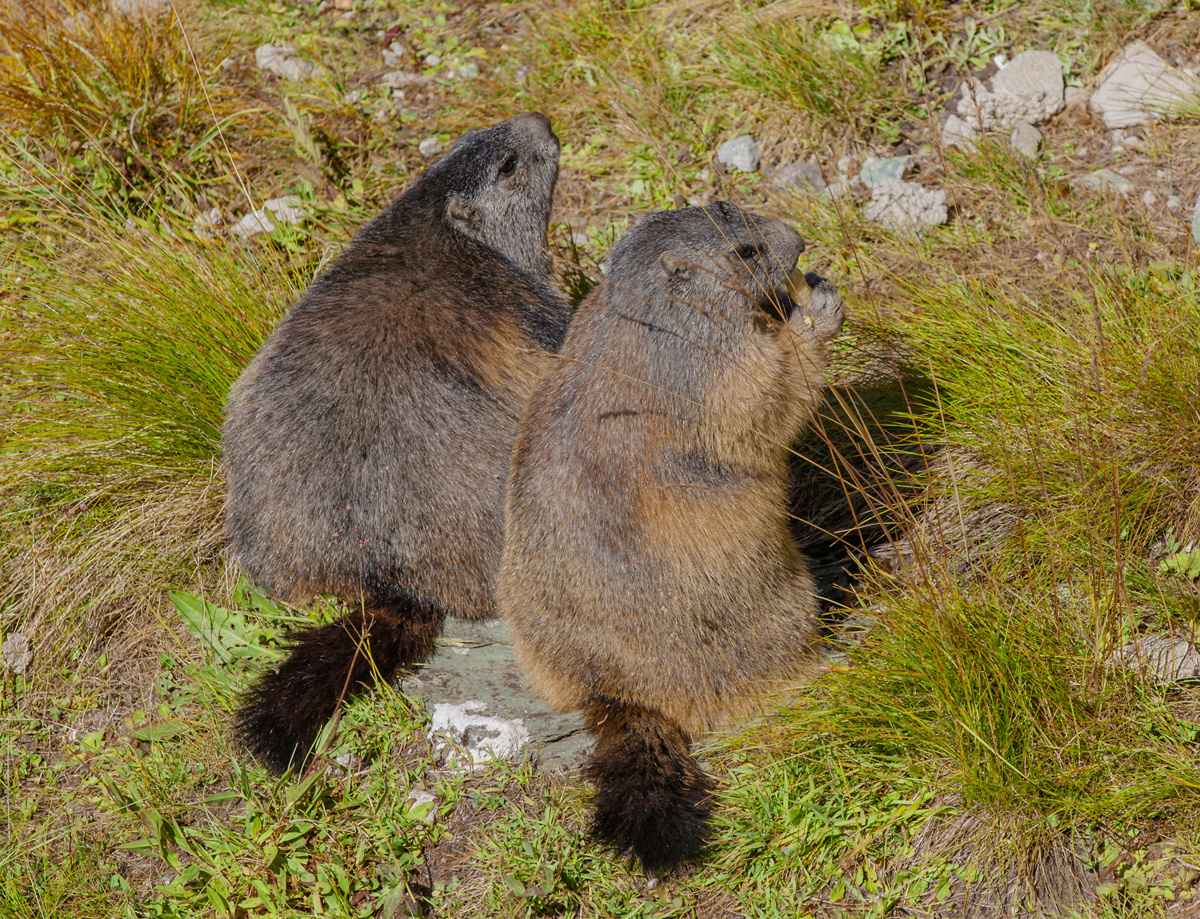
[223,113,569,770]
[584,698,714,871]
[498,201,845,871]
[235,597,442,772]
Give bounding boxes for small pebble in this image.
[1141,189,1157,206]
[419,137,444,158]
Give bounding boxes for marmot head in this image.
[420,112,561,278]
[605,201,808,328]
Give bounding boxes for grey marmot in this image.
[223,113,570,772]
[497,201,845,870]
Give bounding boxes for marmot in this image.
[223,113,571,772]
[496,201,845,871]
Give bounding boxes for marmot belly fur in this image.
[497,201,845,870]
[223,113,570,772]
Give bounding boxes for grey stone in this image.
[990,49,1064,112]
[823,176,852,199]
[1090,41,1200,129]
[263,196,306,226]
[716,135,760,173]
[863,178,948,231]
[2,630,31,675]
[772,161,827,193]
[111,0,170,16]
[255,44,322,82]
[378,71,431,89]
[62,11,93,33]
[400,618,590,773]
[1167,195,1182,213]
[418,137,443,158]
[229,209,276,237]
[1117,636,1200,684]
[1141,189,1157,206]
[1009,122,1042,158]
[858,155,913,189]
[1193,196,1200,246]
[957,51,1064,131]
[941,114,978,151]
[1071,168,1134,196]
[1064,86,1087,107]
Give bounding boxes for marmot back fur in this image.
[223,113,570,772]
[497,201,845,870]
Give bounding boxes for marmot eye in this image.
[734,244,758,260]
[498,155,518,176]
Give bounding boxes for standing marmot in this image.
[224,113,571,772]
[497,201,845,870]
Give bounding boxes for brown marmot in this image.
[496,201,845,871]
[223,113,571,772]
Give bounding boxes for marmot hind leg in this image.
[583,697,715,872]
[235,597,444,772]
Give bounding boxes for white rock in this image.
[1167,195,1182,213]
[254,44,321,82]
[405,788,437,821]
[957,78,1062,131]
[264,196,306,225]
[823,176,852,199]
[1116,636,1200,684]
[62,11,93,33]
[194,206,222,227]
[377,71,431,89]
[863,178,948,231]
[428,700,530,770]
[1064,86,1087,107]
[1090,41,1200,129]
[2,630,32,675]
[111,0,170,17]
[419,137,443,158]
[1010,122,1042,158]
[230,209,276,237]
[716,135,760,173]
[990,50,1064,112]
[941,114,978,151]
[424,53,442,66]
[1141,189,1157,206]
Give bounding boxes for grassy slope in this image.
[2,0,1200,916]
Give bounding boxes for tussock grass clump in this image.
[707,263,1200,913]
[0,214,306,664]
[0,0,238,192]
[721,12,910,147]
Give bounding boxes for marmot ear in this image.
[659,251,692,279]
[447,196,482,232]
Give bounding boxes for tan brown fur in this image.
[497,201,845,868]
